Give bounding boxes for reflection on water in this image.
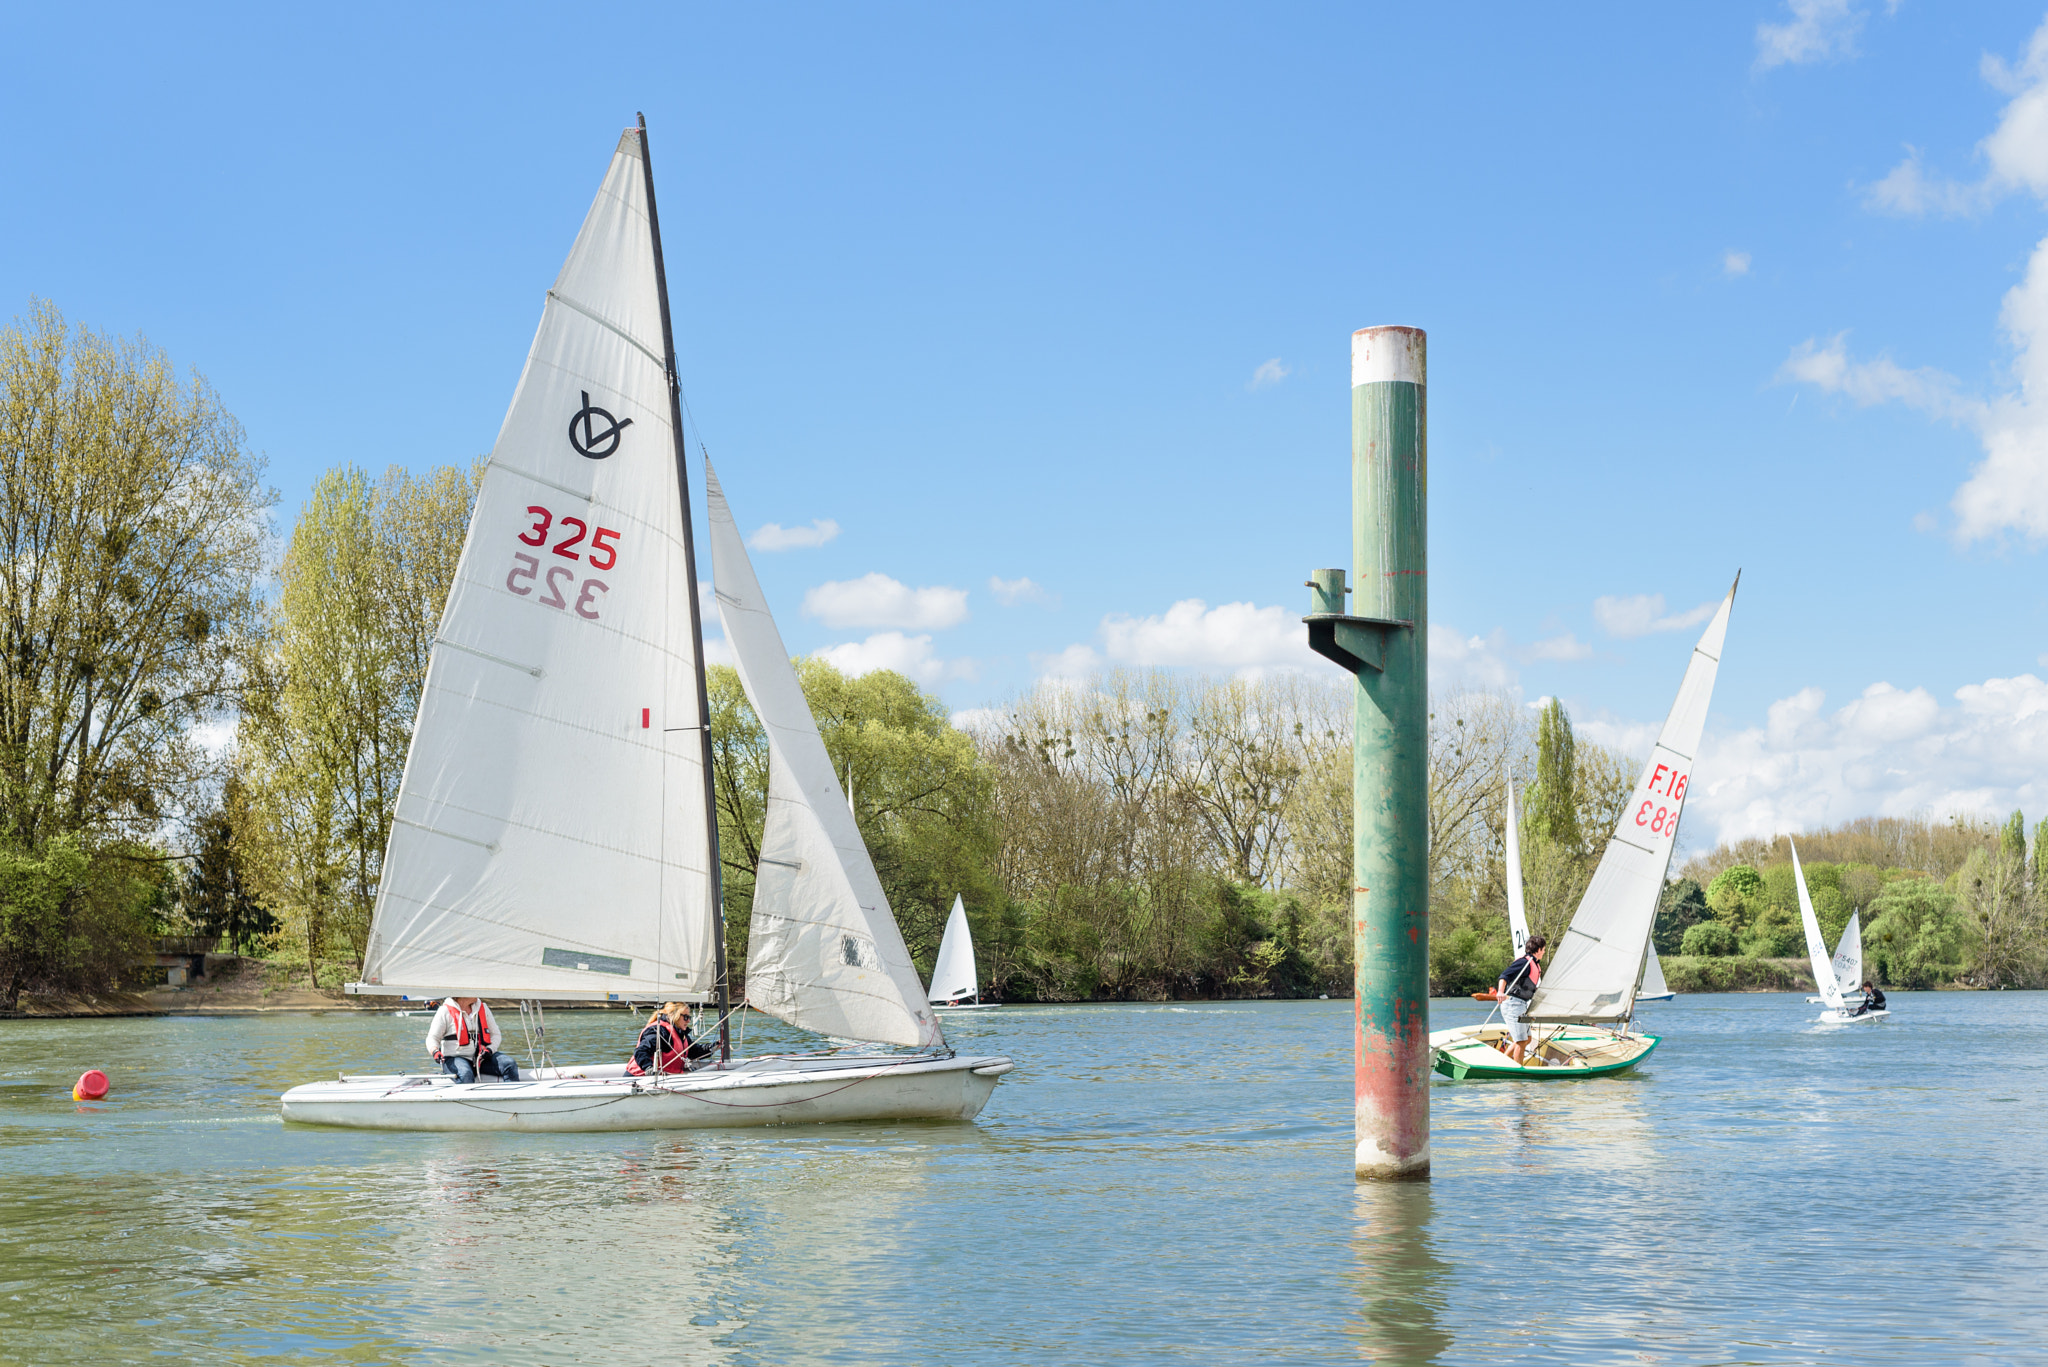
[1,994,2044,1363]
[1348,1183,1451,1365]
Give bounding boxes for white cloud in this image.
[1248,358,1290,391]
[1429,624,1519,691]
[191,719,238,756]
[1529,632,1593,661]
[1592,593,1718,640]
[1684,674,2048,847]
[1099,598,1313,671]
[989,575,1054,607]
[1863,147,1990,217]
[1776,333,1983,422]
[748,518,840,551]
[813,631,976,685]
[1785,18,2048,545]
[1031,643,1103,682]
[949,706,1005,734]
[802,572,970,630]
[1755,0,1865,71]
[1722,250,1752,277]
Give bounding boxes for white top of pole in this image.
[1351,325,1426,387]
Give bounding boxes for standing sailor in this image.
[426,996,521,1083]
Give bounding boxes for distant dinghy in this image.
[279,123,1011,1132]
[927,895,996,1011]
[1794,842,1888,1026]
[1432,576,1738,1080]
[1471,779,1533,1002]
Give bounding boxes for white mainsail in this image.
[1528,579,1736,1023]
[705,463,942,1049]
[357,131,715,1001]
[928,895,979,1005]
[1792,840,1844,1011]
[1831,913,1863,997]
[1504,780,1530,957]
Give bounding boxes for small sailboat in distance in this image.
[1431,575,1737,1079]
[928,895,996,1010]
[1807,910,1864,1004]
[1794,841,1887,1026]
[1636,944,1675,1003]
[1472,780,1533,1001]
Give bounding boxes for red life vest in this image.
[439,1001,493,1059]
[627,1016,690,1075]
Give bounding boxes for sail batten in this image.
[355,135,714,1001]
[1527,581,1737,1023]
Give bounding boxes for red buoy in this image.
[73,1069,109,1101]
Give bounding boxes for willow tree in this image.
[236,462,480,984]
[0,301,270,1001]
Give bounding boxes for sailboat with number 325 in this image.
[279,119,1011,1131]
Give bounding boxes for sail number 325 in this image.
[507,504,619,621]
[1634,763,1688,838]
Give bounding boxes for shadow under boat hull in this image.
[1429,1024,1658,1081]
[280,1053,1011,1132]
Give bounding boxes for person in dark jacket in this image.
[1497,935,1548,1065]
[1852,981,1887,1016]
[627,1002,716,1076]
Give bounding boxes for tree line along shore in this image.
[5,306,2044,1015]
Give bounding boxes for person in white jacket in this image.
[425,996,520,1084]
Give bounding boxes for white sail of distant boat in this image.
[1504,780,1530,958]
[927,894,985,1008]
[1527,581,1735,1025]
[1793,840,1844,1012]
[283,121,1007,1131]
[706,462,942,1049]
[1432,577,1737,1079]
[1830,913,1863,996]
[1637,945,1673,1002]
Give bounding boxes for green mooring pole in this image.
[1304,325,1429,1180]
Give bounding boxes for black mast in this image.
[635,112,731,1062]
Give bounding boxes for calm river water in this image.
[1,993,2040,1365]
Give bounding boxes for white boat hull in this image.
[932,1002,1000,1012]
[281,1053,1012,1132]
[1818,1009,1890,1026]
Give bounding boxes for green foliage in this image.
[1865,878,1968,989]
[1428,919,1512,997]
[1952,844,2046,989]
[1705,864,1765,932]
[1740,903,1805,958]
[1999,809,2027,865]
[709,659,998,989]
[2035,817,2048,893]
[1679,919,1736,957]
[1527,698,1581,850]
[179,782,273,954]
[0,837,163,1008]
[1657,954,1807,993]
[236,462,480,986]
[1654,878,1708,953]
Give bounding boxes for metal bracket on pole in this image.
[1302,568,1410,674]
[1305,613,1413,674]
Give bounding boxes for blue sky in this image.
[5,2,2048,846]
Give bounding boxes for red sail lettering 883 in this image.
[1633,762,1689,840]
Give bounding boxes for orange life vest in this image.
[439,1001,494,1059]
